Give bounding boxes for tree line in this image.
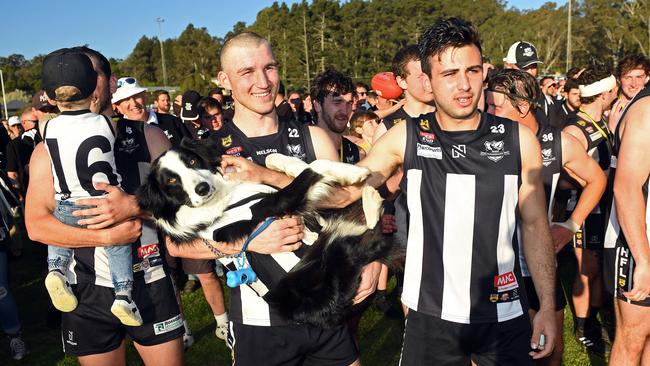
[1,0,649,97]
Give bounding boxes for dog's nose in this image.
[195,182,210,196]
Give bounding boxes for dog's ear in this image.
[180,136,222,172]
[136,174,166,217]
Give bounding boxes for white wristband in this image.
[553,219,580,234]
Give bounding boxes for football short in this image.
[523,276,566,312]
[400,310,533,366]
[227,322,358,366]
[603,247,617,296]
[61,279,183,356]
[614,245,650,307]
[572,213,605,250]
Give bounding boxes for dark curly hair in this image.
[419,18,482,78]
[310,69,355,105]
[577,65,613,104]
[392,45,421,79]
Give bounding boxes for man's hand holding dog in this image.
[221,155,293,188]
[73,182,141,229]
[247,216,304,254]
[353,261,381,304]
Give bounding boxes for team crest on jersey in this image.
[480,140,510,162]
[221,135,232,147]
[118,137,139,154]
[541,148,556,167]
[286,144,305,159]
[577,120,586,127]
[419,119,430,131]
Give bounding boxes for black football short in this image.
[523,276,566,312]
[572,213,605,250]
[61,279,183,356]
[614,245,650,307]
[400,310,533,366]
[227,322,358,366]
[181,258,215,274]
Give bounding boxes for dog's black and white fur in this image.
[136,138,392,328]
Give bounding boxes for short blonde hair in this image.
[55,86,92,109]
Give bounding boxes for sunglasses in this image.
[117,77,137,88]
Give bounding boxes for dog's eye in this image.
[189,159,196,166]
[167,177,177,184]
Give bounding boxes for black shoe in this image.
[575,328,610,356]
[183,279,199,293]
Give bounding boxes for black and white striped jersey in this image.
[400,112,526,324]
[67,119,168,287]
[604,86,650,297]
[211,118,317,326]
[44,110,121,201]
[519,125,563,277]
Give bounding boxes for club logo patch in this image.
[480,140,510,162]
[221,135,232,147]
[419,119,430,131]
[541,148,556,167]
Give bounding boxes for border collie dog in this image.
[136,138,392,328]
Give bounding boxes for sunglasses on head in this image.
[117,77,137,88]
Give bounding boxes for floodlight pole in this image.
[0,69,7,119]
[566,0,572,72]
[155,17,168,87]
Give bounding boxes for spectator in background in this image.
[347,111,379,154]
[112,77,192,147]
[609,54,650,131]
[354,82,370,111]
[5,117,23,141]
[287,91,312,124]
[179,90,205,140]
[208,88,224,104]
[5,110,37,197]
[540,76,558,107]
[154,90,172,114]
[275,81,292,120]
[172,94,183,116]
[554,78,580,129]
[197,96,224,132]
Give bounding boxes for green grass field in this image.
[0,238,608,365]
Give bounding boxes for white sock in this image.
[183,319,192,334]
[214,313,229,326]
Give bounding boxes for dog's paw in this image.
[362,185,383,229]
[265,153,309,177]
[308,160,370,185]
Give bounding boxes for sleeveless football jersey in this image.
[400,112,526,324]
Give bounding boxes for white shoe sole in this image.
[45,272,77,312]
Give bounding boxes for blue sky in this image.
[1,0,564,60]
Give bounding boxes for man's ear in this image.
[396,75,408,90]
[218,71,231,91]
[518,101,531,117]
[313,99,322,115]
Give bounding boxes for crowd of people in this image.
[0,15,648,366]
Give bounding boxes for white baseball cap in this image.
[7,116,21,126]
[111,77,148,104]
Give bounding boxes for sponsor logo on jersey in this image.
[163,130,174,140]
[126,126,133,134]
[416,143,442,159]
[221,135,232,147]
[541,148,556,167]
[418,131,436,145]
[494,271,519,292]
[286,144,305,160]
[489,288,520,303]
[419,119,430,131]
[480,140,510,162]
[133,256,164,272]
[255,148,278,156]
[225,146,243,155]
[153,314,183,335]
[452,144,466,158]
[138,243,159,258]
